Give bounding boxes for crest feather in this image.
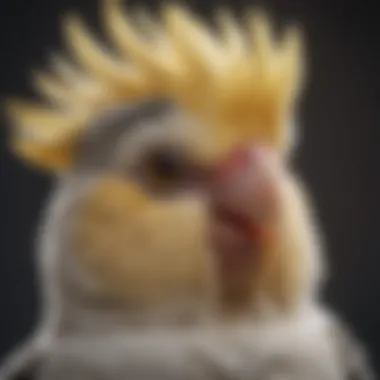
[50,54,83,83]
[216,9,246,60]
[6,1,305,171]
[6,100,83,142]
[32,70,75,108]
[63,14,147,96]
[104,0,179,82]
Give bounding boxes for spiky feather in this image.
[5,0,305,171]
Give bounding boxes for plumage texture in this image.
[0,2,374,380]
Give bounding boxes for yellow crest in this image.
[5,0,305,171]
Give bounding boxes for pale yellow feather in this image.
[64,14,147,97]
[6,100,82,143]
[6,1,305,171]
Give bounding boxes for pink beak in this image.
[208,145,279,277]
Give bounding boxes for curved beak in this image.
[207,145,281,306]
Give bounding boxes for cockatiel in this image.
[0,1,374,379]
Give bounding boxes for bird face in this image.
[6,2,318,322]
[64,102,289,318]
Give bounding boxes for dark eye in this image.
[147,149,184,180]
[139,146,192,191]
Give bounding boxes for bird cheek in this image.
[69,176,150,272]
[68,175,215,306]
[79,176,149,218]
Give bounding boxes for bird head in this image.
[5,1,322,322]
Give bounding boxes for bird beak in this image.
[207,145,281,303]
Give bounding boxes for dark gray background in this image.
[0,0,379,372]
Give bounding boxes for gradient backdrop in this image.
[0,0,379,373]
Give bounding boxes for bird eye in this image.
[147,149,184,182]
[138,146,192,193]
